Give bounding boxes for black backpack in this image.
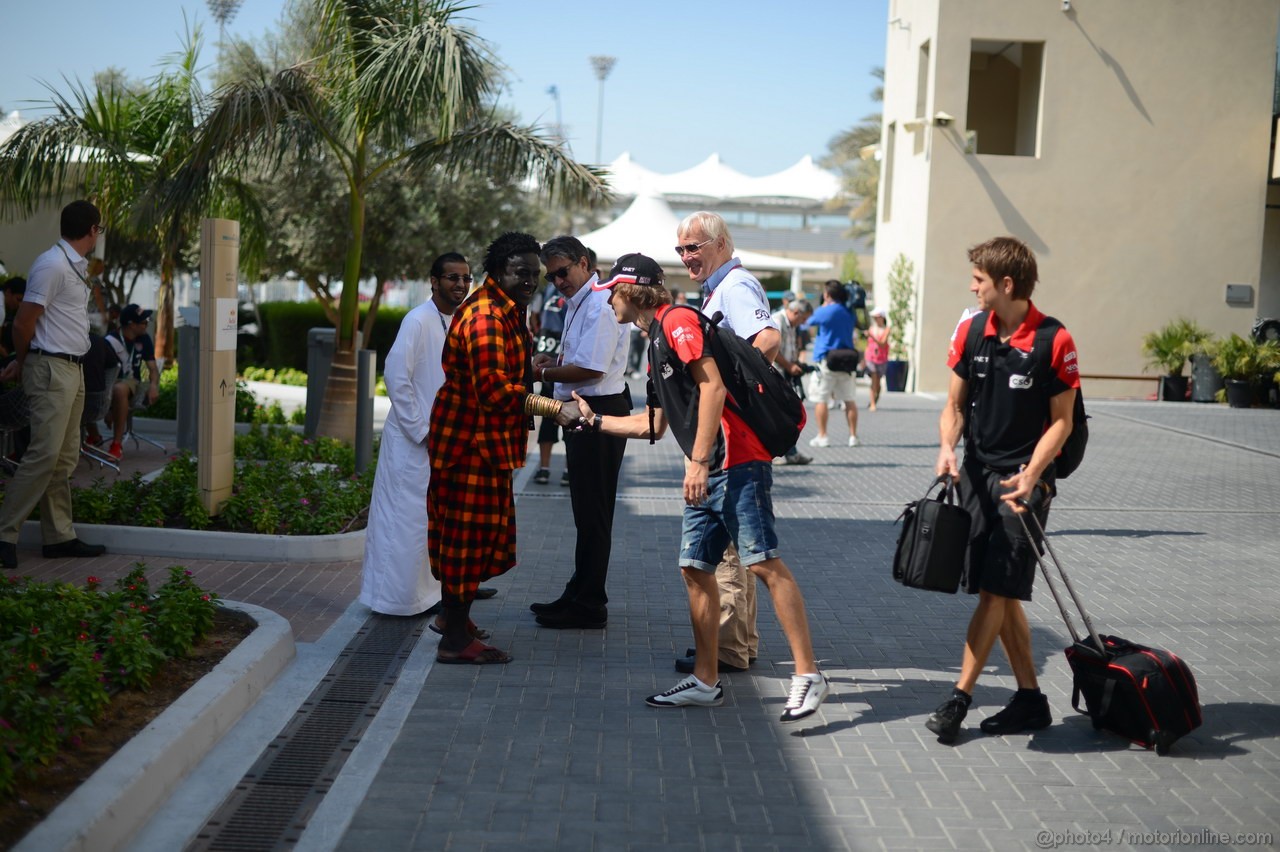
[653,306,804,458]
[964,311,1088,478]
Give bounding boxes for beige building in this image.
[873,0,1280,395]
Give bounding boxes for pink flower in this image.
[300,498,310,506]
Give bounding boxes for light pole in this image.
[590,56,616,164]
[546,84,566,149]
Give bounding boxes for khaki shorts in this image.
[812,361,858,402]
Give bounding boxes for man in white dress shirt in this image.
[671,211,780,675]
[0,200,107,571]
[359,252,471,616]
[529,236,631,630]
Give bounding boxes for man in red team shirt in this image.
[574,253,829,723]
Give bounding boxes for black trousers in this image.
[560,390,631,611]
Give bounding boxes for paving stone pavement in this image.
[333,394,1280,852]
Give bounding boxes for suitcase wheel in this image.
[1091,717,1104,731]
[1154,730,1176,756]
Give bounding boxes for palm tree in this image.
[183,0,610,441]
[0,26,263,361]
[822,68,884,243]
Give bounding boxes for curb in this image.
[19,521,366,564]
[13,600,296,852]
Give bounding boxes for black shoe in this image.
[560,470,570,487]
[42,538,106,559]
[0,541,15,572]
[925,694,970,744]
[474,587,498,600]
[530,597,569,615]
[674,654,748,674]
[533,468,550,484]
[535,605,606,630]
[980,690,1052,735]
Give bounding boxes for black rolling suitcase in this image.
[1016,509,1202,755]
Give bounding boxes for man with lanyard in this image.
[103,303,160,461]
[530,236,631,630]
[0,200,107,571]
[574,253,829,720]
[927,236,1080,744]
[360,252,471,619]
[671,211,779,677]
[802,280,861,448]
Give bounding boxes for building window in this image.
[966,40,1044,156]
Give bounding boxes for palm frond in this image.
[398,121,611,208]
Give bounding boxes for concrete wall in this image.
[876,0,1280,395]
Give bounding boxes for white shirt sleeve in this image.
[716,270,776,340]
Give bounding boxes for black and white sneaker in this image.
[780,673,829,722]
[645,676,723,708]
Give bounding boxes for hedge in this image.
[255,302,409,372]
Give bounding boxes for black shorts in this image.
[958,460,1053,601]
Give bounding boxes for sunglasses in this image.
[545,266,574,284]
[439,273,473,284]
[674,238,714,257]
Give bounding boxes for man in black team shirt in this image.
[926,236,1081,744]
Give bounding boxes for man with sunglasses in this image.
[528,236,631,630]
[360,252,471,619]
[0,200,107,571]
[672,211,780,676]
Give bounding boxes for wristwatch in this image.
[591,414,603,432]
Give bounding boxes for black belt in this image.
[29,348,84,365]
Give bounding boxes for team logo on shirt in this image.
[1009,374,1033,389]
[754,309,770,321]
[661,363,674,379]
[671,325,692,344]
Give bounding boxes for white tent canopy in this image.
[578,193,831,279]
[604,152,841,204]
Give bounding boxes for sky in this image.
[0,0,888,176]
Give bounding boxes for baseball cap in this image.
[592,253,665,291]
[120,304,154,326]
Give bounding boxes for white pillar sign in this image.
[198,219,239,514]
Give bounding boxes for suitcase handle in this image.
[1015,498,1107,656]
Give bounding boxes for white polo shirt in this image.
[702,262,776,341]
[553,273,629,400]
[24,240,92,357]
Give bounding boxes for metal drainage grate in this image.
[188,613,427,852]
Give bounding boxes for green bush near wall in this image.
[255,302,409,371]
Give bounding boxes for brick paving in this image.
[335,394,1280,851]
[9,392,1280,850]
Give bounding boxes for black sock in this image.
[952,688,973,706]
[1015,687,1042,699]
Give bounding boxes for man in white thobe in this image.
[359,253,472,615]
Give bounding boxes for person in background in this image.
[103,304,160,462]
[529,270,568,486]
[0,200,107,571]
[1,277,26,360]
[803,280,860,448]
[770,297,812,466]
[864,306,890,411]
[360,252,471,619]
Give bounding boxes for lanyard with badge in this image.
[56,243,97,308]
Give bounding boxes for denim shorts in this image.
[679,461,780,571]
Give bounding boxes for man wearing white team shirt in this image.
[671,211,779,676]
[530,236,631,630]
[0,200,107,571]
[359,252,471,618]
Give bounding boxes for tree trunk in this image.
[315,345,358,442]
[155,254,176,363]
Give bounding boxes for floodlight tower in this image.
[546,84,566,148]
[590,56,616,164]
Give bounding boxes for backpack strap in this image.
[963,311,990,443]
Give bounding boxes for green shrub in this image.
[241,366,308,386]
[0,568,218,795]
[256,301,408,372]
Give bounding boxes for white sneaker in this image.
[780,673,829,723]
[847,436,860,447]
[808,435,831,448]
[645,675,723,708]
